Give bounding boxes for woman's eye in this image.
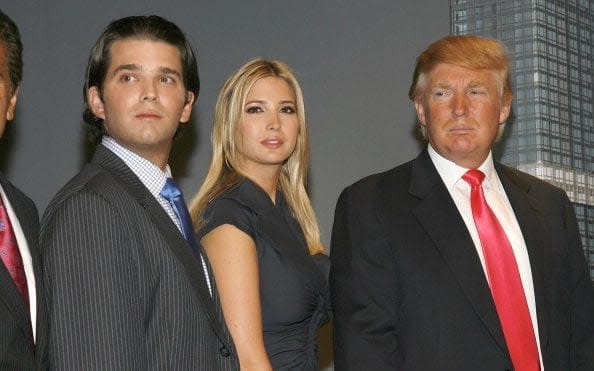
[281,106,296,114]
[246,106,263,113]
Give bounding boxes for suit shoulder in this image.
[499,164,569,200]
[43,164,126,217]
[341,160,414,199]
[0,172,38,217]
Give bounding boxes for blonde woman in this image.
[190,58,329,370]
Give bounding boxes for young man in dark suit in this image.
[0,9,46,371]
[40,15,238,370]
[331,35,594,370]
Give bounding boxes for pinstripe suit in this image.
[39,145,239,370]
[0,172,46,371]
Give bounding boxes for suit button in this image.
[219,346,231,357]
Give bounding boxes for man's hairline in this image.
[90,36,188,95]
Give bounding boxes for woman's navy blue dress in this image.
[198,179,330,370]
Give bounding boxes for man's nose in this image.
[141,81,158,102]
[452,94,467,117]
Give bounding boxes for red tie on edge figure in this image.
[0,197,29,309]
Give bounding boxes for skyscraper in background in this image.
[450,0,594,281]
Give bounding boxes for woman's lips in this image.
[261,138,283,148]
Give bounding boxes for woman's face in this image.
[235,76,300,176]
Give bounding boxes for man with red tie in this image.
[0,9,45,371]
[331,35,594,370]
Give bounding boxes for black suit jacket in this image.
[330,150,594,370]
[0,172,45,371]
[39,145,239,370]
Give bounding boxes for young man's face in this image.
[88,38,194,168]
[0,41,18,138]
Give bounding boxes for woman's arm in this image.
[201,224,273,371]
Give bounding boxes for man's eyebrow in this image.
[159,66,182,78]
[109,65,182,78]
[111,64,140,75]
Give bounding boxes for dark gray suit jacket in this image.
[331,150,594,370]
[0,172,45,371]
[39,145,239,370]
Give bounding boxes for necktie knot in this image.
[160,178,182,201]
[463,168,540,370]
[160,178,213,296]
[462,169,485,188]
[160,178,192,241]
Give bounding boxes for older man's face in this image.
[414,63,511,169]
[0,41,18,138]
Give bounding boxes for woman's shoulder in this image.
[212,178,272,211]
[198,181,261,240]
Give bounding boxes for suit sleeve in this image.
[40,192,145,371]
[330,187,401,370]
[563,195,594,370]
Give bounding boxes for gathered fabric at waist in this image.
[264,319,320,371]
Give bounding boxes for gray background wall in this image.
[2,0,449,247]
[3,1,449,366]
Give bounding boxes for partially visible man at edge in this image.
[39,15,238,370]
[331,35,594,370]
[0,9,46,371]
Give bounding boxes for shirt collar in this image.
[427,144,500,190]
[101,136,172,198]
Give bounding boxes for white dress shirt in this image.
[428,144,544,369]
[0,186,37,341]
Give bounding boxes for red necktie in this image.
[462,169,539,371]
[0,197,29,308]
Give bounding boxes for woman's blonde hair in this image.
[189,58,324,255]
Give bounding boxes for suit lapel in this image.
[0,253,32,338]
[407,151,508,354]
[0,175,39,253]
[90,145,231,345]
[496,165,550,351]
[0,174,34,340]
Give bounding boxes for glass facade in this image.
[451,0,594,281]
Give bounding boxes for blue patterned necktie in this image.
[160,178,212,295]
[160,178,198,250]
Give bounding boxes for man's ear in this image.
[414,99,427,127]
[5,86,19,121]
[499,94,512,124]
[88,86,106,120]
[179,91,195,124]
